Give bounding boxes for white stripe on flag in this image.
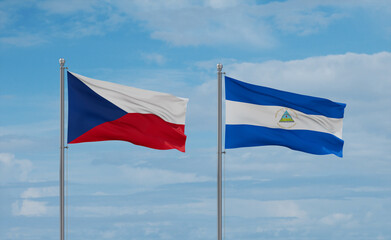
[70,72,188,125]
[226,100,343,139]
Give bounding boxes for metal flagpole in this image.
[217,63,223,240]
[59,58,65,240]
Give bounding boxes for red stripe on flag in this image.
[69,113,186,152]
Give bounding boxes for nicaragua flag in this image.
[67,72,188,152]
[225,76,346,157]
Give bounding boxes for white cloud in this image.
[72,197,306,220]
[226,52,391,100]
[320,213,353,225]
[0,0,126,46]
[141,53,166,65]
[345,187,391,193]
[0,137,35,151]
[20,187,58,198]
[74,205,147,217]
[65,147,214,186]
[72,198,213,218]
[227,198,307,219]
[252,0,347,35]
[120,166,212,186]
[0,120,57,137]
[0,120,58,151]
[107,221,173,240]
[101,230,117,239]
[0,153,32,183]
[12,200,49,217]
[1,0,389,47]
[0,34,47,47]
[59,12,126,39]
[36,0,102,14]
[92,191,109,196]
[116,1,275,47]
[0,10,8,29]
[203,0,243,9]
[112,0,390,47]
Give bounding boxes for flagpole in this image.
[217,63,223,240]
[59,58,65,240]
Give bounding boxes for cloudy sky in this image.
[1,0,390,239]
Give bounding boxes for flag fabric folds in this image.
[67,72,188,152]
[225,76,346,157]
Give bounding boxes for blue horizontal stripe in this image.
[67,72,127,143]
[225,124,344,157]
[225,76,346,118]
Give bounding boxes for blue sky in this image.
[1,0,391,239]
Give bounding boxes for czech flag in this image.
[225,76,346,157]
[67,72,188,152]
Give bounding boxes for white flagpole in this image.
[59,58,65,240]
[217,63,223,240]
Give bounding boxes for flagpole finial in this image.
[217,63,223,71]
[59,58,65,66]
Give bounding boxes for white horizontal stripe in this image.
[226,100,343,139]
[71,72,188,124]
